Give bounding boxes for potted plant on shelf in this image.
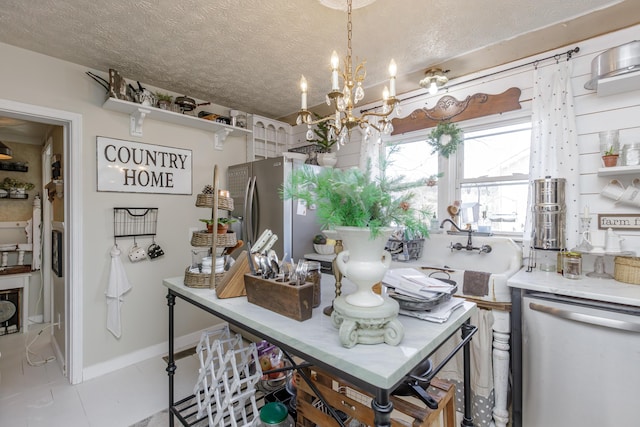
[2,177,35,197]
[155,92,173,110]
[602,145,619,167]
[200,217,237,234]
[216,217,237,234]
[308,113,337,167]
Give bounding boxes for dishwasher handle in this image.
[529,302,640,333]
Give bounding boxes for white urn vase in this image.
[317,152,337,168]
[335,226,394,307]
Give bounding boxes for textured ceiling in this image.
[0,0,636,126]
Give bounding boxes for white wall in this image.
[312,24,640,258]
[0,41,248,376]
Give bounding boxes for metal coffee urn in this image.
[528,176,567,271]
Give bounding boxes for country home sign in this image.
[97,136,192,194]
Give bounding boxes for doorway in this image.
[0,99,83,384]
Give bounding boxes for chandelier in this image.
[296,0,399,148]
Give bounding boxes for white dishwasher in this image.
[522,292,640,426]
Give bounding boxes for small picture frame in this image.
[52,230,62,277]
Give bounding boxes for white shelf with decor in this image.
[102,97,251,150]
[248,115,290,161]
[597,165,640,176]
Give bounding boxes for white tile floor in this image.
[0,324,201,427]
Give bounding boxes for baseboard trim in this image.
[82,324,223,382]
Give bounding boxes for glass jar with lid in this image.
[562,252,582,279]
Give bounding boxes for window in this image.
[385,118,531,236]
[385,139,439,221]
[458,122,530,234]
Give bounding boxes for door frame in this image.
[0,98,83,384]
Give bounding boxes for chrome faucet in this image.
[440,218,492,253]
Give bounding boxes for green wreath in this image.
[427,122,464,158]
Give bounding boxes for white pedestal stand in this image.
[331,295,404,348]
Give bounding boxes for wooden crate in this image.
[295,367,455,427]
[244,274,314,321]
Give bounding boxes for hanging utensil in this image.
[86,71,109,92]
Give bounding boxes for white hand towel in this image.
[106,245,132,338]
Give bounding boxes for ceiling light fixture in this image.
[420,68,449,95]
[297,0,398,147]
[0,141,13,160]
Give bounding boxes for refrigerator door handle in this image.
[243,176,253,245]
[529,301,640,333]
[246,176,257,245]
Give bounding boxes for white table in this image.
[163,275,478,427]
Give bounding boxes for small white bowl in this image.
[314,244,335,255]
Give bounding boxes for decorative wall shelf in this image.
[597,165,640,176]
[0,193,29,200]
[103,97,252,150]
[0,162,28,172]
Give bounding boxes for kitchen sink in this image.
[390,232,523,302]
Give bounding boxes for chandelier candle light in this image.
[297,0,399,148]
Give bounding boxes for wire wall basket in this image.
[113,207,158,239]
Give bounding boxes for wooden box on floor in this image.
[295,367,455,427]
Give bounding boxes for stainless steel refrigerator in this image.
[227,156,322,261]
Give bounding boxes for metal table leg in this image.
[166,291,176,427]
[461,320,475,427]
[372,389,393,427]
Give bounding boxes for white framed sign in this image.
[598,214,640,230]
[97,136,192,194]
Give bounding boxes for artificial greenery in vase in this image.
[281,151,433,238]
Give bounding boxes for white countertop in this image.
[508,268,640,307]
[163,274,476,391]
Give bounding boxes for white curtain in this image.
[524,60,580,255]
[431,308,495,426]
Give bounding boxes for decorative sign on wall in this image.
[97,136,192,194]
[598,214,640,230]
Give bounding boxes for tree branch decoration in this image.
[427,121,463,158]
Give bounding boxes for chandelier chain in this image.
[347,0,352,58]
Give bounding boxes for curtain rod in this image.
[360,46,580,114]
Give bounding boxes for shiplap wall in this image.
[292,24,640,259]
